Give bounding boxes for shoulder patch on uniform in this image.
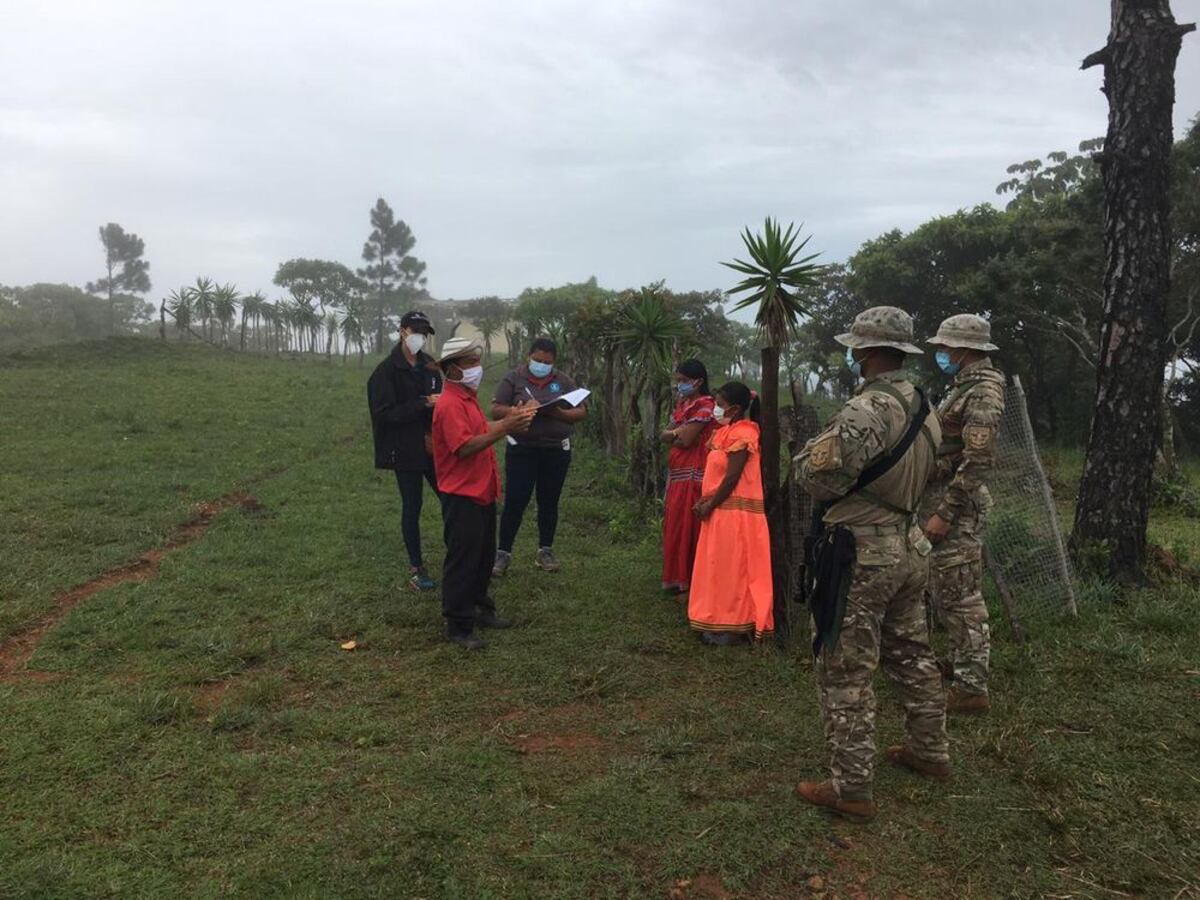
[809,433,842,472]
[963,423,995,451]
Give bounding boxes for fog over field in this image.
[3,0,1198,298]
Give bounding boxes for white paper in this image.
[537,387,590,409]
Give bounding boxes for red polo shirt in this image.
[432,381,501,505]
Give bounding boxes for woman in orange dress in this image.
[660,359,717,597]
[688,382,774,645]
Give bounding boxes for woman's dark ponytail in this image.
[717,381,760,423]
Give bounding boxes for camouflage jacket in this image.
[922,358,1006,526]
[796,370,941,528]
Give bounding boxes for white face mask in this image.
[713,405,726,421]
[456,365,484,391]
[404,333,426,354]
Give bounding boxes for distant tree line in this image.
[4,121,1197,458]
[790,118,1200,455]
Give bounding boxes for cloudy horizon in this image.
[2,0,1198,303]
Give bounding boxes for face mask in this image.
[845,346,863,379]
[713,405,726,422]
[676,381,696,397]
[528,360,553,379]
[936,349,961,376]
[455,365,484,391]
[404,333,426,354]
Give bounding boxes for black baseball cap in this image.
[400,311,435,334]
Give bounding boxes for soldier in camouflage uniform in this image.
[794,306,950,824]
[920,314,1006,714]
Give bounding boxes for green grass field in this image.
[1,339,1197,899]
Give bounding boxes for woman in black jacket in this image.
[367,311,443,591]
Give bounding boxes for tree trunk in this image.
[760,345,788,639]
[600,352,618,455]
[616,372,629,456]
[1072,1,1194,584]
[159,301,166,341]
[1159,362,1180,476]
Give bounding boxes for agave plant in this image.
[722,218,824,634]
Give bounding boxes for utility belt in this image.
[846,520,910,537]
[802,513,915,657]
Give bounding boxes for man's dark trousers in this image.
[441,494,497,636]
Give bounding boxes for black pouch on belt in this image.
[807,524,857,657]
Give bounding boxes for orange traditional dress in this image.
[687,419,774,639]
[662,395,716,591]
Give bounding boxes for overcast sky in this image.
[2,1,1198,303]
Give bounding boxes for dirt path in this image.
[0,492,259,677]
[0,428,366,680]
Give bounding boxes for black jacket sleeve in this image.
[368,365,429,427]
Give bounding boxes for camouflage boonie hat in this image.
[835,306,923,355]
[927,314,999,352]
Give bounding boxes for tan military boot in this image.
[795,780,877,823]
[884,745,951,780]
[946,687,991,715]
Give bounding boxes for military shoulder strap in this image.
[863,381,937,461]
[939,373,994,412]
[853,386,931,497]
[818,383,934,520]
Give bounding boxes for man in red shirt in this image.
[433,337,537,649]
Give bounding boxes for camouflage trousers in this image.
[815,530,948,802]
[929,532,990,695]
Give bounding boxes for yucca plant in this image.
[612,283,688,497]
[213,283,241,347]
[340,300,366,363]
[166,287,194,340]
[240,290,266,351]
[722,218,824,635]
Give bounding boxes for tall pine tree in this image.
[1072,0,1195,583]
[87,223,151,335]
[358,199,426,353]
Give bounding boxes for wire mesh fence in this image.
[984,375,1078,623]
[780,374,1077,644]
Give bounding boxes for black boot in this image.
[447,630,485,650]
[476,611,514,629]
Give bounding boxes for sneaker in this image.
[535,547,561,572]
[408,566,437,592]
[492,550,513,578]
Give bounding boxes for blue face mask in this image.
[676,381,696,396]
[936,349,961,376]
[845,346,862,379]
[528,360,553,378]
